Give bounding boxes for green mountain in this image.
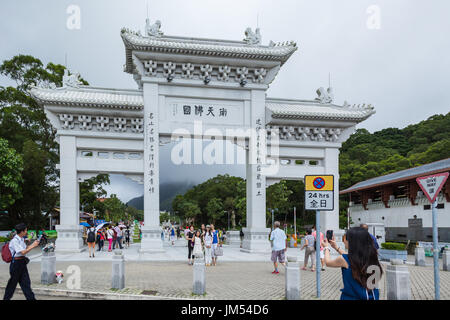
[127,181,194,212]
[339,112,450,191]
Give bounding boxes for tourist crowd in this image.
[181,224,224,266]
[85,223,132,258]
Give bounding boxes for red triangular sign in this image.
[416,172,449,203]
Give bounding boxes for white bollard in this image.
[285,256,300,300]
[443,248,450,271]
[112,251,125,289]
[415,246,426,267]
[386,259,411,300]
[193,257,206,295]
[41,251,56,285]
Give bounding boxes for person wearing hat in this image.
[3,223,40,300]
[204,225,213,266]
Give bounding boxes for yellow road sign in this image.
[305,175,334,191]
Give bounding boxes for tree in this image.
[0,54,89,228]
[206,197,223,225]
[182,201,201,225]
[103,195,126,222]
[0,138,23,210]
[79,174,110,215]
[160,212,170,224]
[266,180,293,225]
[125,205,143,222]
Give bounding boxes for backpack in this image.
[113,229,117,239]
[1,242,13,263]
[87,229,96,243]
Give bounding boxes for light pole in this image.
[294,206,297,236]
[272,209,274,228]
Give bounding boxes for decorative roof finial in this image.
[145,18,163,37]
[62,69,82,87]
[244,27,261,45]
[315,87,334,104]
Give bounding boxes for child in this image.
[193,230,204,259]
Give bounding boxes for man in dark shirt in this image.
[360,224,379,250]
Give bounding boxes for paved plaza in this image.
[1,240,449,300]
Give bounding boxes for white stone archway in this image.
[30,22,374,253]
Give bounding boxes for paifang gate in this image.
[30,20,375,253]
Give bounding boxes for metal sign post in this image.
[431,199,440,300]
[305,175,335,299]
[416,172,449,301]
[315,210,321,298]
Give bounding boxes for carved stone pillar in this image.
[241,90,271,253]
[140,82,164,253]
[55,135,84,252]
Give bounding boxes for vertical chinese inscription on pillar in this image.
[147,112,156,194]
[256,118,263,197]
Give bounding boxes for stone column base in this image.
[139,227,165,253]
[226,230,241,247]
[241,228,271,253]
[55,225,85,253]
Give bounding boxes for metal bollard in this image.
[112,251,125,289]
[443,248,450,271]
[41,251,56,285]
[285,256,300,300]
[415,246,426,267]
[386,259,411,300]
[193,256,206,295]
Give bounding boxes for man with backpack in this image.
[2,223,40,300]
[87,226,96,258]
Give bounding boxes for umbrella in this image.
[80,222,91,228]
[95,222,111,232]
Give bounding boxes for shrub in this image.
[381,242,406,250]
[0,236,8,243]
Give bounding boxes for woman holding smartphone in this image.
[321,227,383,300]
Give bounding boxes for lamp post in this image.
[294,206,297,236]
[272,209,274,228]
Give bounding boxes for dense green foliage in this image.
[0,54,97,229]
[0,138,23,209]
[339,113,450,191]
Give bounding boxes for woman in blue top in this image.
[322,227,383,300]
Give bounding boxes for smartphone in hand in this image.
[326,230,333,241]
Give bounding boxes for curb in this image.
[0,286,194,300]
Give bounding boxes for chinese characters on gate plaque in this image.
[147,112,156,194]
[256,118,262,197]
[181,104,228,118]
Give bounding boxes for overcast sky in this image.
[2,0,449,203]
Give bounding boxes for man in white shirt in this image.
[270,221,287,274]
[3,223,40,300]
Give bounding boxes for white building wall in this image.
[350,194,450,242]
